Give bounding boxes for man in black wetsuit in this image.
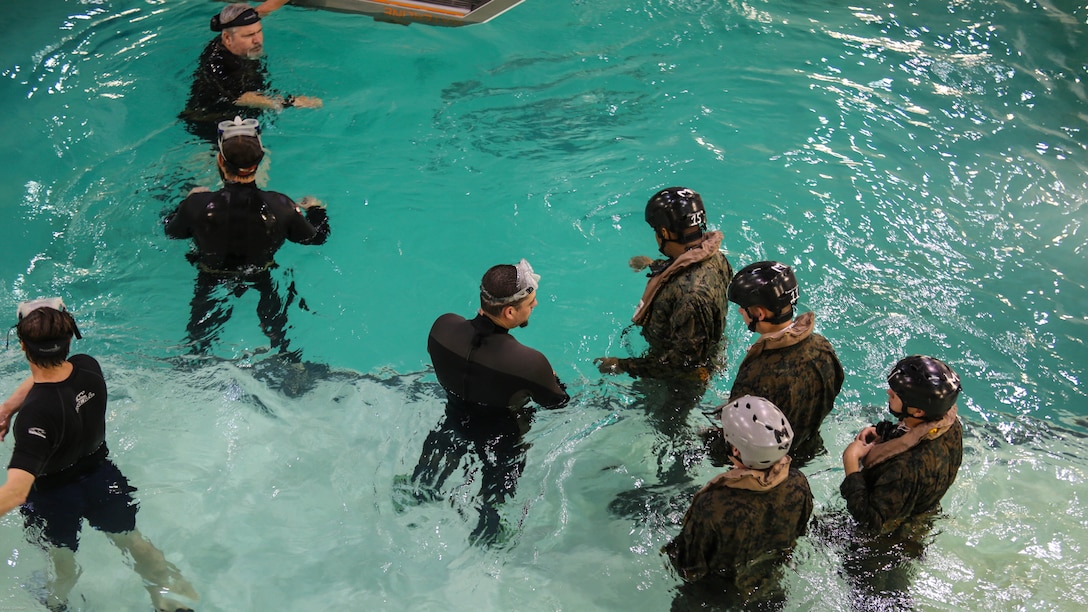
[406,259,569,546]
[180,2,321,142]
[0,299,198,611]
[164,117,330,358]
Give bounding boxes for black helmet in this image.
[888,355,962,420]
[727,261,799,314]
[645,187,707,238]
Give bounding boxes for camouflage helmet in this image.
[721,395,793,469]
[888,355,962,420]
[644,187,707,237]
[727,261,799,314]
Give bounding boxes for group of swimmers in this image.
[0,2,968,610]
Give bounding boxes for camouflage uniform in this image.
[620,244,733,382]
[840,417,963,532]
[729,311,844,463]
[664,466,813,605]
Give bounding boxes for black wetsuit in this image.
[180,37,268,142]
[9,355,137,550]
[411,313,568,544]
[164,181,330,355]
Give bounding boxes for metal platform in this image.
[290,0,527,27]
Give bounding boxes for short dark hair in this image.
[479,264,521,316]
[220,136,264,176]
[17,308,76,367]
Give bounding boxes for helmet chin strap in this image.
[655,227,703,256]
[745,307,793,332]
[655,228,676,256]
[744,307,760,332]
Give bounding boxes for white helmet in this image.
[721,395,793,469]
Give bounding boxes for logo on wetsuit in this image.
[75,390,96,413]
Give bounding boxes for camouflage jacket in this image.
[664,466,813,584]
[730,311,844,462]
[840,418,963,532]
[620,243,732,381]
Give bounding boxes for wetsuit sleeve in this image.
[515,339,569,409]
[7,392,59,478]
[531,363,569,410]
[164,196,198,239]
[278,195,329,246]
[299,206,330,245]
[509,346,569,409]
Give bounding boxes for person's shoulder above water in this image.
[432,312,468,327]
[66,353,100,373]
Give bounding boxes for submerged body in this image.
[164,181,330,355]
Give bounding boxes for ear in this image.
[750,305,769,322]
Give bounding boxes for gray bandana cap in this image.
[481,259,540,305]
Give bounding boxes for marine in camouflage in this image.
[729,311,844,463]
[621,247,733,382]
[664,466,813,606]
[840,417,963,532]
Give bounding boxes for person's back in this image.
[846,416,962,530]
[596,187,733,383]
[164,120,329,273]
[11,354,108,489]
[163,117,329,358]
[727,262,844,463]
[168,182,320,271]
[637,249,732,378]
[428,312,567,412]
[0,299,198,611]
[665,396,812,607]
[666,466,812,579]
[409,260,567,546]
[730,311,843,461]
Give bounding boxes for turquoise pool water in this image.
[1,0,1086,609]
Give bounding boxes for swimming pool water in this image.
[1,0,1086,609]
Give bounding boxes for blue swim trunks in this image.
[20,459,139,551]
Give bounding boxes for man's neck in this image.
[478,310,513,330]
[29,360,73,384]
[756,319,793,336]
